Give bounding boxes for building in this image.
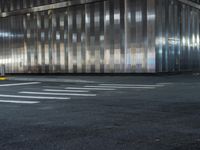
[0,0,199,73]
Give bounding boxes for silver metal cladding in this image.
[155,0,200,72]
[0,0,199,73]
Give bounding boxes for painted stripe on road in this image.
[157,83,173,85]
[43,86,67,89]
[44,89,89,93]
[0,82,41,87]
[65,87,116,91]
[0,100,39,104]
[84,86,156,89]
[99,84,164,87]
[20,91,96,97]
[0,94,70,100]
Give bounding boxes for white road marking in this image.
[99,84,164,87]
[84,86,156,89]
[0,94,70,100]
[157,83,173,85]
[65,87,116,91]
[20,91,97,97]
[0,82,41,87]
[44,89,89,93]
[43,86,66,89]
[0,100,39,104]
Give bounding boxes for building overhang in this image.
[0,0,199,18]
[178,0,200,9]
[0,0,106,18]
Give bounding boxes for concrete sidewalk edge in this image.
[0,77,8,81]
[8,77,96,83]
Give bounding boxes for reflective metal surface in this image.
[0,0,199,73]
[155,0,200,72]
[0,0,105,18]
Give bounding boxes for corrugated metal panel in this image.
[0,0,199,73]
[0,0,157,73]
[155,0,200,72]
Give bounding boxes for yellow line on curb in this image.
[0,77,8,81]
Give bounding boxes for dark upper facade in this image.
[0,0,105,13]
[191,0,200,4]
[0,0,199,13]
[0,0,65,12]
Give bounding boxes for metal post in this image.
[0,65,5,77]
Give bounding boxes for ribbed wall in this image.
[0,0,156,73]
[0,0,199,73]
[155,0,200,72]
[0,0,65,12]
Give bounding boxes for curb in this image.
[8,77,95,83]
[0,77,8,81]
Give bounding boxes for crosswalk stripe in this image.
[43,86,67,89]
[157,83,173,85]
[20,91,97,97]
[0,82,41,87]
[0,94,70,100]
[43,89,89,93]
[99,84,164,87]
[0,100,39,104]
[65,87,116,91]
[84,86,156,89]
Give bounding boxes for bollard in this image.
[0,65,5,77]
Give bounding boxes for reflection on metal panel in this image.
[0,0,199,73]
[125,0,156,73]
[155,0,200,72]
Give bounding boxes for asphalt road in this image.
[0,74,200,150]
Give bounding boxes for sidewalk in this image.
[8,76,96,83]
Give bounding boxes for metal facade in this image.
[156,0,200,72]
[0,0,65,12]
[0,0,199,73]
